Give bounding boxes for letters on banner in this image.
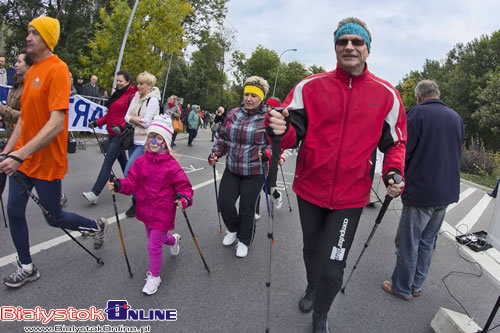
[69,95,107,134]
[1,86,109,134]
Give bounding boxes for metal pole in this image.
[111,0,139,93]
[272,48,297,97]
[162,53,174,103]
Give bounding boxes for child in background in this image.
[107,115,193,295]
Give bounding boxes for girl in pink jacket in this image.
[107,115,193,295]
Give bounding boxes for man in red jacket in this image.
[267,17,406,332]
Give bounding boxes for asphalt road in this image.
[0,128,498,333]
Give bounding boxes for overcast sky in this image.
[224,0,500,86]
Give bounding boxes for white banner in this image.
[1,88,109,134]
[68,95,108,133]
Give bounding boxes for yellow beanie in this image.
[28,17,60,52]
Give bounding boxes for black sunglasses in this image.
[335,38,366,47]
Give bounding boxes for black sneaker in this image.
[299,285,315,313]
[4,261,40,288]
[125,202,136,217]
[91,218,108,250]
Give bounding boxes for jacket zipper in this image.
[330,76,353,209]
[147,155,155,224]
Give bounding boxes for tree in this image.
[275,61,308,100]
[309,65,327,74]
[184,31,226,111]
[0,0,109,72]
[472,70,500,151]
[80,0,192,91]
[182,0,228,45]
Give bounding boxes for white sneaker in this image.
[255,213,261,220]
[222,231,237,246]
[170,233,181,256]
[235,241,248,258]
[82,191,98,205]
[142,271,161,295]
[274,191,283,210]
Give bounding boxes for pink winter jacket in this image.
[117,151,193,231]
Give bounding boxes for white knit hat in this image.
[147,115,174,149]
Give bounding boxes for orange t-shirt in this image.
[17,55,70,181]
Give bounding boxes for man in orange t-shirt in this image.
[0,16,108,288]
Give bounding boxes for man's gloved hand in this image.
[265,107,290,137]
[208,152,221,166]
[88,120,98,129]
[384,171,404,198]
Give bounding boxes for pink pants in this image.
[145,226,176,277]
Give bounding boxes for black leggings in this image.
[297,195,363,313]
[219,169,264,246]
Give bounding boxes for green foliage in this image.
[275,61,308,101]
[397,30,500,151]
[80,0,193,91]
[184,31,227,111]
[472,69,500,151]
[309,65,327,74]
[245,46,279,85]
[0,0,109,72]
[461,136,496,176]
[183,0,228,45]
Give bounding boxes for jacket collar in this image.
[144,150,173,161]
[420,98,444,106]
[334,63,370,82]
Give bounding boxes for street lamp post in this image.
[272,48,297,97]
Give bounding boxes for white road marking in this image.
[447,187,476,212]
[0,176,221,268]
[455,194,493,232]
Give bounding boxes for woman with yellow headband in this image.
[208,76,270,258]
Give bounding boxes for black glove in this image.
[265,107,290,137]
[383,171,403,187]
[88,120,98,129]
[109,174,121,191]
[111,125,122,135]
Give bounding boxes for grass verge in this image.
[461,173,497,189]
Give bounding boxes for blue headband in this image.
[334,22,371,53]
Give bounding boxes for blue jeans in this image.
[124,144,144,201]
[91,135,127,195]
[7,172,99,265]
[391,205,447,296]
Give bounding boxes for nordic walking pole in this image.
[91,126,133,278]
[175,193,210,273]
[212,164,223,233]
[0,173,8,227]
[264,107,286,333]
[341,174,403,293]
[109,175,133,278]
[0,197,7,228]
[279,164,292,212]
[12,173,104,265]
[261,160,271,219]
